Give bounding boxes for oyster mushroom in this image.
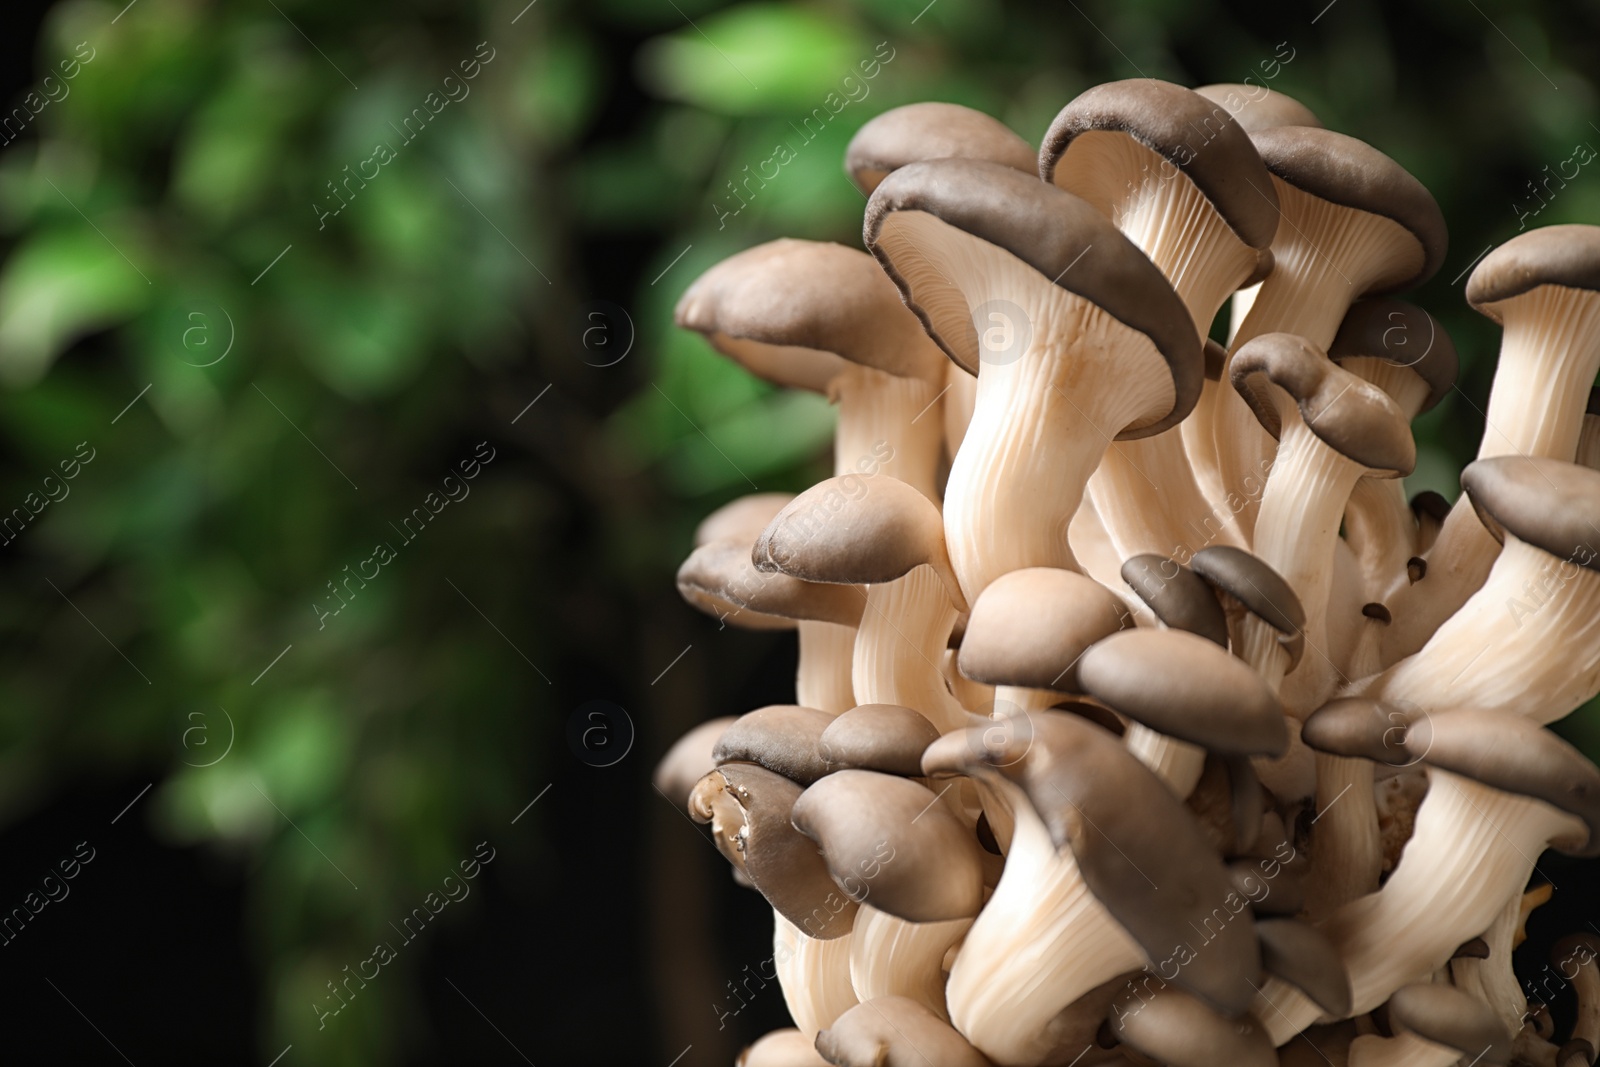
[1347,983,1513,1067]
[816,996,994,1067]
[864,157,1200,602]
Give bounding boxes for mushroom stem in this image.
[1361,538,1600,725]
[1347,1031,1482,1067]
[1303,754,1381,916]
[945,798,1146,1066]
[1344,477,1418,599]
[1123,725,1206,797]
[1090,439,1238,562]
[1252,771,1581,1043]
[1383,285,1600,663]
[1449,890,1528,1041]
[833,367,944,501]
[852,566,967,733]
[847,904,972,1021]
[797,620,860,714]
[774,910,860,1040]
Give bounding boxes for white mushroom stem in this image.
[1344,477,1418,600]
[1360,539,1600,726]
[797,620,860,714]
[1383,286,1600,662]
[1068,496,1139,609]
[993,686,1062,717]
[1090,442,1237,563]
[832,366,945,502]
[847,904,972,1021]
[1571,940,1600,1058]
[943,364,978,465]
[945,793,1145,1065]
[852,565,967,733]
[1123,725,1206,797]
[1251,422,1369,716]
[932,247,1176,602]
[1302,754,1382,917]
[1347,1031,1478,1067]
[943,649,994,713]
[774,910,859,1040]
[1449,889,1528,1040]
[1251,770,1583,1043]
[1215,184,1418,537]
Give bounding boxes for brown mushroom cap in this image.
[844,101,1036,196]
[1329,298,1459,415]
[689,763,857,938]
[654,716,737,809]
[675,238,947,389]
[864,158,1202,435]
[1250,126,1448,292]
[1230,332,1417,475]
[1076,629,1287,755]
[957,567,1130,690]
[1386,982,1514,1064]
[1110,983,1276,1067]
[678,540,864,628]
[791,770,986,922]
[1467,225,1600,314]
[1257,918,1352,1017]
[1401,709,1600,856]
[1121,554,1230,647]
[738,1029,830,1067]
[697,492,797,547]
[818,704,941,776]
[754,474,963,606]
[715,705,836,785]
[1193,84,1323,133]
[922,710,1262,1015]
[1189,545,1307,668]
[1301,699,1409,765]
[1461,456,1600,571]
[1040,78,1280,250]
[816,997,993,1067]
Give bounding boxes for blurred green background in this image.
[1,0,1599,1062]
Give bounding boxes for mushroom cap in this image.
[1189,546,1307,669]
[1467,225,1600,316]
[1402,709,1600,856]
[678,540,864,627]
[815,997,993,1067]
[1193,84,1323,132]
[1120,554,1230,647]
[844,101,1036,196]
[675,239,947,389]
[957,567,1130,690]
[754,474,963,607]
[714,705,836,785]
[696,492,796,547]
[1410,489,1451,525]
[1230,332,1416,475]
[791,770,986,922]
[864,158,1202,436]
[922,710,1262,1014]
[1461,456,1600,572]
[1386,982,1514,1064]
[1329,298,1458,415]
[818,704,941,776]
[1250,126,1448,292]
[1257,918,1352,1017]
[654,716,737,809]
[1301,699,1408,765]
[1076,629,1287,755]
[689,763,857,937]
[1109,983,1276,1067]
[738,1029,829,1067]
[1040,78,1280,250]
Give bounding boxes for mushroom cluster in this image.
[657,81,1600,1067]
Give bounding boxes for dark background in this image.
[0,0,1597,1063]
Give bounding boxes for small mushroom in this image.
[715,705,838,785]
[1384,224,1600,663]
[1298,699,1394,914]
[1075,627,1287,797]
[793,771,986,1018]
[1347,983,1513,1067]
[739,1029,830,1067]
[1120,554,1230,649]
[1110,981,1276,1067]
[1552,933,1600,1067]
[653,715,737,810]
[924,710,1260,1065]
[817,704,941,777]
[865,157,1200,603]
[755,474,968,731]
[815,996,994,1067]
